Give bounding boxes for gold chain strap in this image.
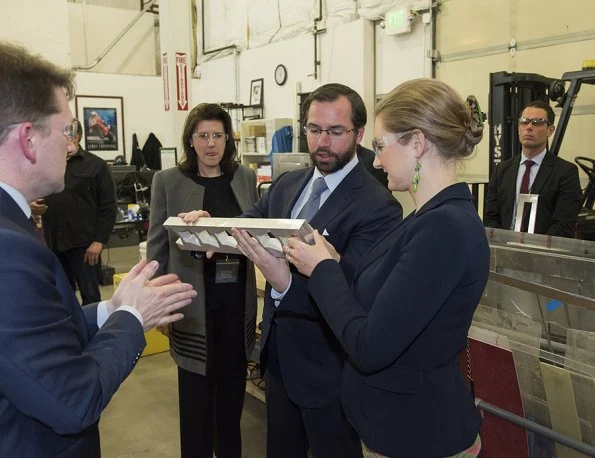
[466,337,475,399]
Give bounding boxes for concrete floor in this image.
[95,244,268,458]
[95,243,373,458]
[98,352,267,457]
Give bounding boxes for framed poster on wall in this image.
[75,95,125,161]
[250,78,264,106]
[160,147,178,170]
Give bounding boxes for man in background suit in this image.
[484,100,582,237]
[0,41,196,457]
[233,84,403,457]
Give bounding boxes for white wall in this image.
[69,3,158,75]
[192,0,433,151]
[436,0,595,179]
[3,0,593,189]
[195,19,393,148]
[0,0,165,163]
[375,15,432,95]
[0,0,72,66]
[75,72,167,161]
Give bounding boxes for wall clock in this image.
[275,64,288,86]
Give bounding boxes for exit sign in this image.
[385,7,412,35]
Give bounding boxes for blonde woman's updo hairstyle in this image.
[375,78,484,159]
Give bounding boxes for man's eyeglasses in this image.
[7,120,79,140]
[303,125,356,138]
[518,116,550,127]
[192,132,229,142]
[40,120,79,140]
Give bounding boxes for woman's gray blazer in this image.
[147,165,258,375]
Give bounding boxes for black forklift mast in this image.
[550,68,595,156]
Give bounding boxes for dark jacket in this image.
[242,162,402,407]
[484,152,582,237]
[0,186,145,457]
[309,183,489,457]
[147,165,258,376]
[43,147,117,251]
[141,133,162,170]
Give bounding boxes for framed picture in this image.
[75,95,125,161]
[160,147,178,170]
[250,78,264,106]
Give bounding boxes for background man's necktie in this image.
[520,159,535,194]
[519,159,535,231]
[297,177,328,221]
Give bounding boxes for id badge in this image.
[215,257,240,284]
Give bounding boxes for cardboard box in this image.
[113,272,170,357]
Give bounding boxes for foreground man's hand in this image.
[107,260,196,332]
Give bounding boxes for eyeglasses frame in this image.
[518,116,552,127]
[371,130,414,157]
[302,124,357,139]
[192,131,229,143]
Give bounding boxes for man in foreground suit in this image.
[0,41,196,457]
[484,100,582,237]
[232,84,402,457]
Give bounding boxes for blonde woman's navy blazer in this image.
[308,183,490,457]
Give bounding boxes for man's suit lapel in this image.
[531,152,554,194]
[506,156,522,193]
[0,187,38,238]
[501,157,522,226]
[281,169,313,218]
[310,164,362,228]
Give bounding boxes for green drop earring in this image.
[412,161,422,192]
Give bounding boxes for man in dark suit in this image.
[235,84,403,458]
[484,100,582,237]
[0,41,196,457]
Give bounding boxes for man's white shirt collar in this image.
[0,181,31,218]
[520,149,546,167]
[310,152,359,193]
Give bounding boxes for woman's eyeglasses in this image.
[192,132,229,142]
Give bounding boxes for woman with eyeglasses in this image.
[284,79,489,457]
[147,103,258,458]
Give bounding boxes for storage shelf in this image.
[239,117,292,167]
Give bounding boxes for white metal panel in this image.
[276,0,313,40]
[69,3,157,75]
[436,0,595,175]
[201,0,247,53]
[247,0,281,48]
[325,0,357,28]
[359,0,405,19]
[375,17,430,95]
